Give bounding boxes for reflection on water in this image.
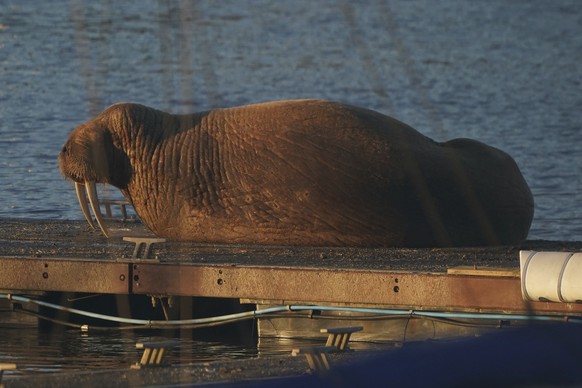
[0,292,264,377]
[0,327,257,376]
[0,316,390,378]
[1,325,137,375]
[0,314,260,377]
[0,308,395,378]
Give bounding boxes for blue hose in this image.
[1,293,580,327]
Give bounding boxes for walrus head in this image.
[59,103,162,239]
[58,122,115,237]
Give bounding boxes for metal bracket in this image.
[321,326,363,350]
[291,346,335,371]
[122,237,166,261]
[131,340,179,369]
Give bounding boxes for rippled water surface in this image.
[0,0,581,377]
[0,309,389,378]
[0,323,258,376]
[1,0,581,240]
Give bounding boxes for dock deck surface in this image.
[1,218,582,315]
[3,218,581,271]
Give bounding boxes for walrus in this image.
[58,99,533,247]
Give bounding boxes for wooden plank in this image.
[447,266,520,277]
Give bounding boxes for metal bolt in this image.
[120,274,126,281]
[42,272,49,279]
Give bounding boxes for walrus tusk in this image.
[75,182,95,229]
[85,181,110,238]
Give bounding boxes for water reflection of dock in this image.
[1,219,581,342]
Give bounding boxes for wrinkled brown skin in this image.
[59,99,534,247]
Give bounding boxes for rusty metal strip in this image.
[0,257,128,294]
[131,263,582,315]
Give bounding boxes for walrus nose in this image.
[74,181,110,238]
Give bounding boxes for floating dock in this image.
[1,218,582,342]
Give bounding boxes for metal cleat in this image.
[101,199,133,221]
[131,340,179,369]
[291,326,364,371]
[321,326,363,351]
[122,237,166,261]
[0,363,16,388]
[291,346,336,371]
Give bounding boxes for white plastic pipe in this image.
[520,250,582,303]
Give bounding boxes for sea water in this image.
[0,0,581,376]
[1,0,581,240]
